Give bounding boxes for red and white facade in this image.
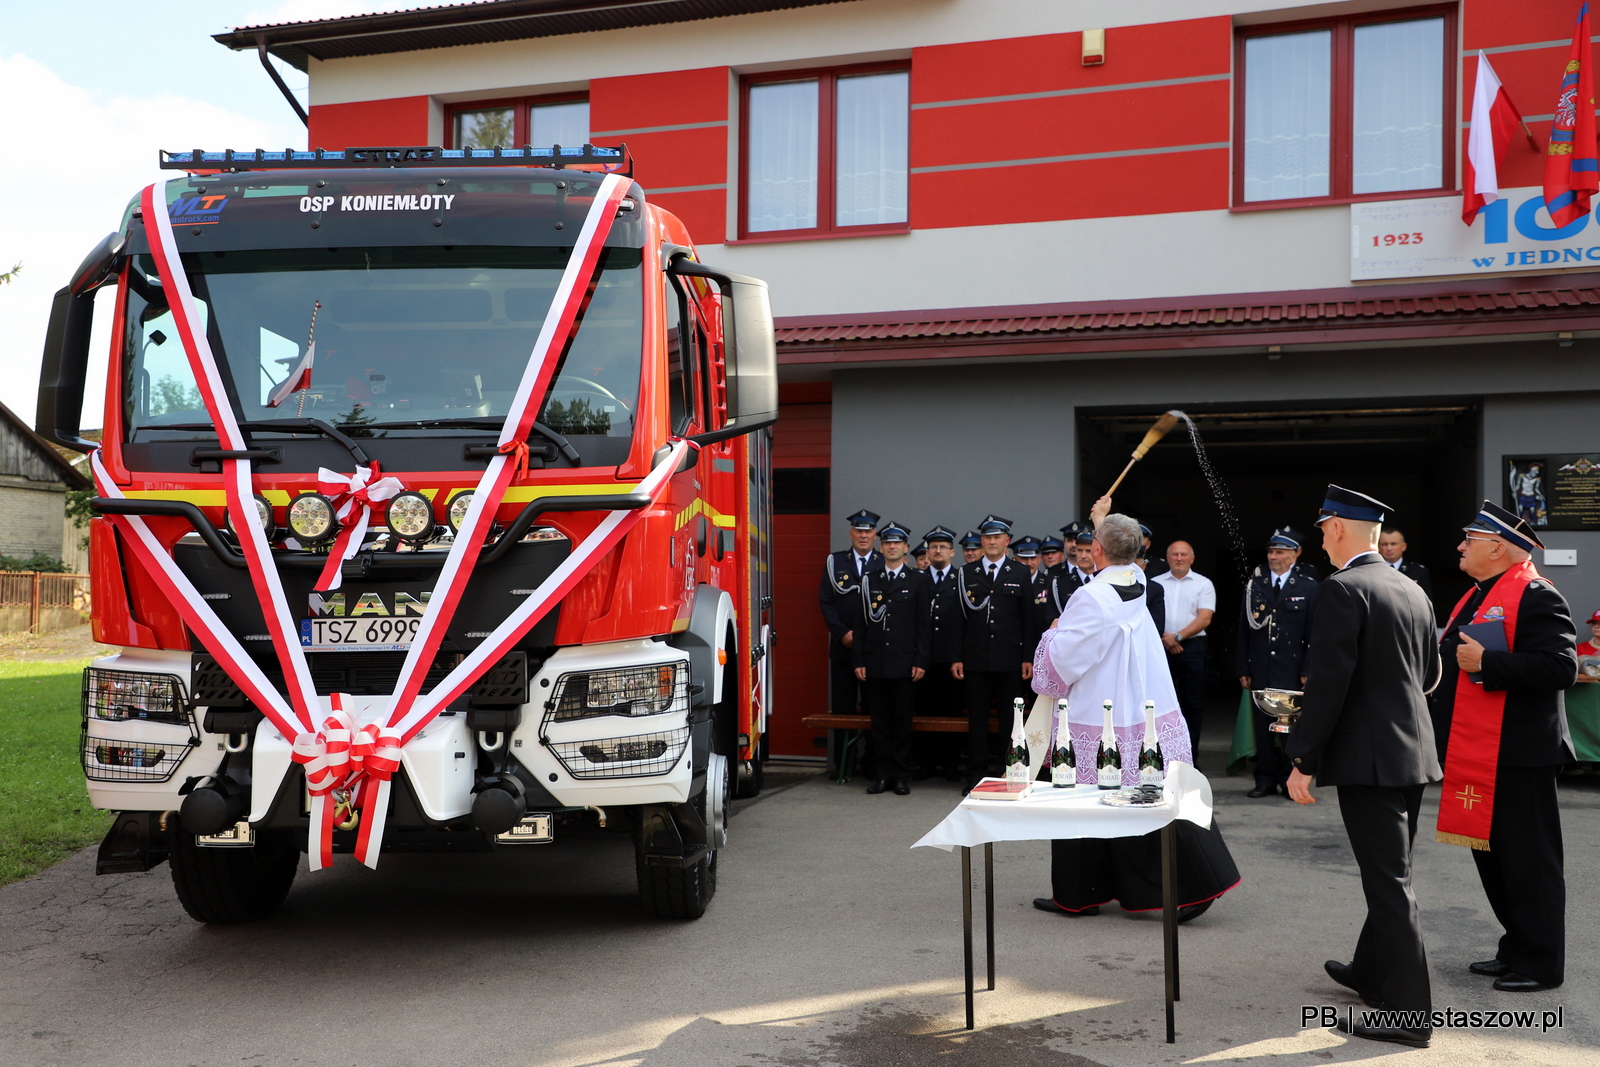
[232,0,1600,757]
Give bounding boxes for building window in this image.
[446,95,589,149]
[741,65,909,239]
[1235,7,1453,206]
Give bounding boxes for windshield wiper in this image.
[365,418,582,465]
[161,418,372,466]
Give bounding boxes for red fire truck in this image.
[37,145,775,922]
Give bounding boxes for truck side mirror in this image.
[668,258,777,446]
[36,231,125,453]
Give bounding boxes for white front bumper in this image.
[85,640,696,823]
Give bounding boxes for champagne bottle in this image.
[1138,699,1165,787]
[1095,699,1121,789]
[1005,698,1030,783]
[1051,699,1075,788]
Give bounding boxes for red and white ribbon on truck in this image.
[92,172,686,869]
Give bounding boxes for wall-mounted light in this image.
[1082,29,1106,66]
[1558,331,1575,347]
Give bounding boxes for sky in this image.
[0,0,390,432]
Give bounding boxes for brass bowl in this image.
[1251,688,1304,734]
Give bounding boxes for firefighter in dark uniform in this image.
[1013,536,1046,650]
[1237,528,1319,798]
[819,510,882,775]
[1059,522,1096,584]
[953,515,1033,789]
[1287,486,1442,1049]
[854,522,931,795]
[1013,536,1043,575]
[1136,545,1166,633]
[1040,534,1067,575]
[1030,537,1056,639]
[960,530,982,565]
[1141,523,1169,578]
[917,526,965,780]
[911,541,929,570]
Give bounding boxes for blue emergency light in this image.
[159,144,632,175]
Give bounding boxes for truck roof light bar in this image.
[158,143,632,175]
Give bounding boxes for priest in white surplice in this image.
[1030,503,1239,920]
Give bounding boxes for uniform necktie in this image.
[987,563,997,581]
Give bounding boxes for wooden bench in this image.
[799,714,996,733]
[800,714,1003,782]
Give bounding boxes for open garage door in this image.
[1080,400,1480,676]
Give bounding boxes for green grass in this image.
[0,659,110,886]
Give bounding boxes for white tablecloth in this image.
[911,761,1214,851]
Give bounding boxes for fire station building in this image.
[225,0,1600,757]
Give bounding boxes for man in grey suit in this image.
[1286,486,1442,1050]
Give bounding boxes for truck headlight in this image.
[287,493,337,544]
[84,668,188,725]
[550,663,685,722]
[447,491,474,533]
[225,494,276,541]
[385,491,435,543]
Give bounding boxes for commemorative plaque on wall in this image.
[1504,454,1600,531]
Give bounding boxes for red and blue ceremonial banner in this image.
[1543,2,1599,228]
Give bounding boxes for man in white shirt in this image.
[1154,541,1215,756]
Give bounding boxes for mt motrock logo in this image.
[168,194,228,225]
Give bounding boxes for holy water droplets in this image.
[1173,412,1251,586]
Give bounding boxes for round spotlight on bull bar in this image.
[226,494,276,542]
[286,493,338,545]
[447,491,475,533]
[385,491,435,544]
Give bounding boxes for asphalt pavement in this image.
[1,757,1596,1067]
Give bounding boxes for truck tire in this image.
[168,824,299,924]
[636,754,726,920]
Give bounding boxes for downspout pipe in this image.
[258,37,309,127]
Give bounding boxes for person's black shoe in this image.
[1494,972,1560,992]
[1335,1018,1431,1049]
[866,779,888,794]
[1032,898,1099,916]
[893,779,911,795]
[1324,961,1384,1008]
[1246,785,1274,798]
[1177,899,1212,923]
[1469,958,1511,977]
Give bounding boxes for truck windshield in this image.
[123,245,643,454]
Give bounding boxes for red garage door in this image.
[768,382,832,758]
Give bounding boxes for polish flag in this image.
[1463,52,1525,225]
[267,342,315,408]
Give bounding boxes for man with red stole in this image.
[1431,501,1577,993]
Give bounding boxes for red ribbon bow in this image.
[289,696,404,870]
[313,463,407,591]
